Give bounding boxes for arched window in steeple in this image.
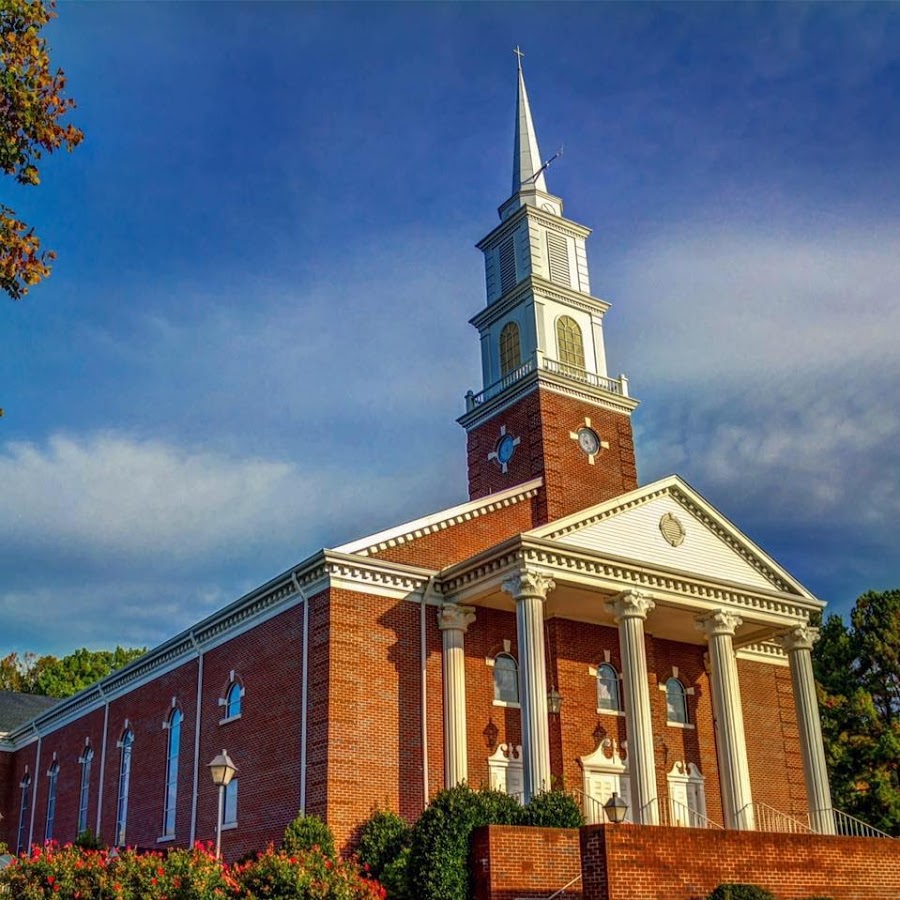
[499,322,521,377]
[556,316,585,371]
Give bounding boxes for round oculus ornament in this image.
[577,427,601,457]
[496,433,517,465]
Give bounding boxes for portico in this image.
[433,476,834,833]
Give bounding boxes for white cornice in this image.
[334,479,543,557]
[477,203,591,251]
[469,276,611,333]
[435,536,823,626]
[736,642,789,667]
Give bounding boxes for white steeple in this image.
[512,47,548,196]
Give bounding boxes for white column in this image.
[778,623,835,834]
[607,589,659,825]
[696,609,755,830]
[437,603,476,788]
[502,570,555,801]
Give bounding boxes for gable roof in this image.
[0,691,58,735]
[527,474,816,599]
[334,477,542,557]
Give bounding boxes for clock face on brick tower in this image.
[457,60,639,525]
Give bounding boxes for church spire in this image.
[512,46,547,196]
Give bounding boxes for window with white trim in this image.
[221,680,242,722]
[556,315,585,370]
[45,760,59,842]
[492,652,519,705]
[16,770,31,854]
[499,321,521,377]
[223,778,238,827]
[665,678,689,725]
[162,706,183,837]
[597,663,621,713]
[77,743,94,836]
[115,729,134,846]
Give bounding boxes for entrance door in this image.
[584,769,632,824]
[666,761,707,827]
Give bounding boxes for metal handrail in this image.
[745,801,812,834]
[830,808,895,839]
[661,796,724,830]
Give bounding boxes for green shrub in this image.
[407,784,523,900]
[523,790,585,828]
[74,826,104,849]
[379,845,411,900]
[282,812,336,860]
[357,809,411,881]
[707,885,777,900]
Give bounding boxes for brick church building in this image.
[1,58,836,864]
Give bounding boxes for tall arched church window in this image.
[665,678,689,725]
[493,652,519,705]
[77,743,94,836]
[162,706,183,837]
[16,770,31,854]
[224,680,243,720]
[499,322,521,377]
[45,760,59,842]
[597,663,621,712]
[116,729,134,846]
[556,316,585,371]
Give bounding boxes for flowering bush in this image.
[0,840,384,900]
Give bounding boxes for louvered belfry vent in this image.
[547,232,570,286]
[499,236,517,295]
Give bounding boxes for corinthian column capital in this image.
[695,609,743,638]
[778,622,819,653]
[502,569,555,602]
[437,603,476,633]
[606,589,655,622]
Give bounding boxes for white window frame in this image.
[77,744,94,837]
[115,729,134,846]
[45,760,59,843]
[16,770,31,854]
[161,706,183,839]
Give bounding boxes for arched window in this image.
[225,681,242,720]
[77,743,94,836]
[499,322,521,377]
[16,770,31,854]
[556,315,585,370]
[163,707,183,837]
[45,760,59,842]
[597,664,621,712]
[666,678,689,724]
[493,653,519,705]
[116,729,134,846]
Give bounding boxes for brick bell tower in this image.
[458,52,639,525]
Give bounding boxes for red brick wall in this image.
[580,824,900,900]
[325,588,432,849]
[740,658,807,818]
[30,704,107,848]
[370,496,539,570]
[472,825,582,900]
[194,603,305,861]
[466,387,638,524]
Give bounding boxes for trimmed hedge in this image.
[282,812,337,861]
[523,790,585,828]
[707,886,777,900]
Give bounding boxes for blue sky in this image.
[2,2,899,655]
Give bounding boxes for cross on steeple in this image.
[513,45,525,70]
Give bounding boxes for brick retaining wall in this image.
[471,825,582,900]
[580,824,900,900]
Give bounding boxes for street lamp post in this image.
[207,750,237,859]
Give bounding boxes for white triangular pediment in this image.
[529,476,811,596]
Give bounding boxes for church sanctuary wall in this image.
[190,603,306,861]
[739,657,808,818]
[0,749,12,847]
[548,619,628,792]
[324,587,436,849]
[464,606,524,790]
[369,493,539,570]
